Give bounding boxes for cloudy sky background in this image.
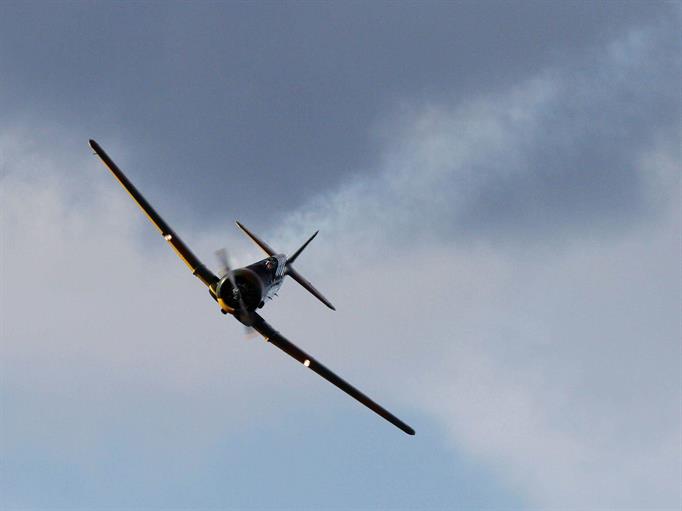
[1,2,680,509]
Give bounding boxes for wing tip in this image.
[395,419,415,435]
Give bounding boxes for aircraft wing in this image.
[89,139,219,289]
[250,312,415,435]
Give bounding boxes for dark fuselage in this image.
[214,254,287,313]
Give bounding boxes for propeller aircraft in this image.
[89,140,414,435]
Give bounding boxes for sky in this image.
[0,2,680,510]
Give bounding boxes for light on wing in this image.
[89,139,218,289]
[250,312,415,435]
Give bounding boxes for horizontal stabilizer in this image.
[235,221,276,256]
[235,221,335,311]
[286,266,336,311]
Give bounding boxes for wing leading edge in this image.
[250,312,415,435]
[89,139,218,289]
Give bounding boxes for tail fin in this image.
[287,230,318,265]
[235,222,336,311]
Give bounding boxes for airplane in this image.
[89,139,415,436]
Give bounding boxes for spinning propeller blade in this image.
[214,248,253,328]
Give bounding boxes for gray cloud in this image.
[0,2,672,224]
[263,21,681,508]
[1,128,522,509]
[1,5,680,510]
[274,20,679,252]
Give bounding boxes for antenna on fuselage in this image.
[235,221,336,311]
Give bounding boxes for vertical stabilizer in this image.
[285,230,335,310]
[287,230,318,265]
[234,221,335,311]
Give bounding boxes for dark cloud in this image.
[0,1,671,226]
[455,23,680,242]
[1,4,680,508]
[283,17,680,249]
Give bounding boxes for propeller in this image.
[214,248,231,279]
[214,248,253,331]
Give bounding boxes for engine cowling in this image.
[215,268,264,312]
